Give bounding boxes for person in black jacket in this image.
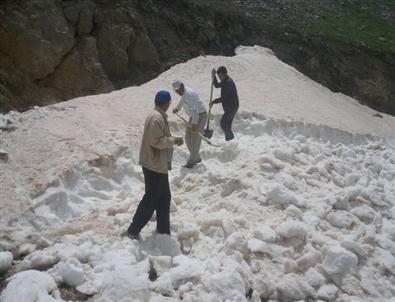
[210,66,239,141]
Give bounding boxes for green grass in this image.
[303,1,395,53]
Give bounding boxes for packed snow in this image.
[1,46,395,301]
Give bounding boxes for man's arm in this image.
[212,97,222,104]
[212,76,223,88]
[212,68,223,88]
[173,98,184,113]
[148,119,175,150]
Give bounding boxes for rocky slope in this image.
[0,0,394,115]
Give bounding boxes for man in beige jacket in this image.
[127,90,183,239]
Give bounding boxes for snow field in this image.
[1,113,395,302]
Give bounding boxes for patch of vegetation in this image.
[303,0,395,52]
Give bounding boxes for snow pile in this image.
[1,46,395,301]
[0,270,60,301]
[0,114,15,131]
[0,252,13,275]
[2,112,395,301]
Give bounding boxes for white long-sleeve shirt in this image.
[175,87,207,124]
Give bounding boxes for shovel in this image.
[174,112,219,147]
[203,79,214,138]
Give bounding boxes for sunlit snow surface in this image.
[1,46,395,301]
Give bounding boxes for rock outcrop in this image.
[0,0,394,115]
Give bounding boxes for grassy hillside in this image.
[303,0,395,53]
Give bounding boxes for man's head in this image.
[217,66,227,81]
[172,80,185,96]
[155,90,171,112]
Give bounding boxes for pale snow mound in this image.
[1,46,395,301]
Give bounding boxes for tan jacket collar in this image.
[155,106,168,119]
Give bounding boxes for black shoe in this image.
[183,163,195,169]
[124,230,141,241]
[196,158,202,163]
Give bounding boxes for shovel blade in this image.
[203,129,213,138]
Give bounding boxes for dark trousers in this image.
[220,108,238,141]
[128,167,171,235]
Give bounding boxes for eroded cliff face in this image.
[0,0,394,115]
[0,0,249,112]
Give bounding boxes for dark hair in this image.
[217,66,227,75]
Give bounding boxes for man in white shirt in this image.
[172,80,207,168]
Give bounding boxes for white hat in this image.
[172,80,182,91]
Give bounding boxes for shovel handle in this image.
[206,78,214,130]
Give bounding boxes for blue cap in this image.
[155,90,171,106]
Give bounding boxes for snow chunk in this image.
[317,284,338,300]
[274,148,293,163]
[350,205,377,223]
[360,266,395,298]
[375,235,395,256]
[114,213,132,226]
[258,155,285,170]
[202,271,246,301]
[266,184,306,207]
[170,255,204,282]
[326,211,356,229]
[58,258,85,287]
[276,274,315,301]
[341,237,368,259]
[276,171,298,191]
[176,223,200,243]
[18,250,59,271]
[252,225,277,242]
[321,245,358,277]
[283,260,297,274]
[225,232,249,257]
[154,255,204,294]
[99,266,150,302]
[377,249,395,275]
[0,114,15,131]
[296,249,322,272]
[285,204,303,218]
[198,217,222,230]
[0,270,59,302]
[383,220,395,242]
[275,221,308,239]
[141,234,181,257]
[150,256,172,276]
[248,239,288,257]
[17,244,37,258]
[0,251,13,275]
[305,267,327,288]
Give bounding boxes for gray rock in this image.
[41,37,113,100]
[78,7,94,34]
[0,149,8,162]
[95,7,137,83]
[0,0,75,80]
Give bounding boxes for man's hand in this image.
[191,124,198,133]
[211,98,221,105]
[174,137,183,146]
[173,108,179,114]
